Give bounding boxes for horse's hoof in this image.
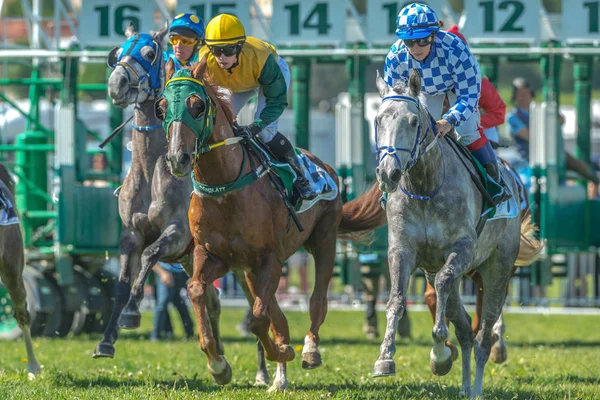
[430,353,453,376]
[280,344,295,362]
[490,340,507,364]
[254,370,270,387]
[267,379,288,393]
[372,359,395,377]
[118,311,141,330]
[302,351,322,369]
[92,342,115,359]
[211,361,232,386]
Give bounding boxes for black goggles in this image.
[403,35,433,48]
[208,44,240,57]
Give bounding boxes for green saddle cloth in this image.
[465,152,502,219]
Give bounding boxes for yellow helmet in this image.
[205,14,246,46]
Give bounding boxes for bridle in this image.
[375,94,445,200]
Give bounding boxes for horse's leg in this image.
[0,254,41,378]
[430,239,474,377]
[471,272,484,335]
[424,282,459,361]
[372,248,414,377]
[303,227,336,370]
[266,295,291,392]
[245,261,295,364]
[122,223,187,328]
[473,253,512,398]
[490,313,507,364]
[94,229,143,358]
[187,245,231,385]
[445,283,474,397]
[234,269,269,386]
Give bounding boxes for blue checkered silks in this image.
[384,30,482,133]
[396,2,440,39]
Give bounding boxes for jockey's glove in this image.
[233,123,262,138]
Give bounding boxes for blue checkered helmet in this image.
[170,13,205,40]
[396,3,440,40]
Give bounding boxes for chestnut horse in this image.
[157,59,384,392]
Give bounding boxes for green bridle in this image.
[162,69,217,156]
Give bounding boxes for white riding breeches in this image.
[228,56,291,144]
[422,92,482,146]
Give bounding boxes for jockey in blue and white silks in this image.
[383,2,511,204]
[163,13,204,71]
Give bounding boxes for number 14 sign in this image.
[271,0,346,46]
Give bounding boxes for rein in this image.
[375,94,445,200]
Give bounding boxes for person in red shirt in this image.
[447,24,506,148]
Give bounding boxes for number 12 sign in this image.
[271,0,346,46]
[461,0,541,44]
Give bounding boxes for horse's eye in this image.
[409,115,418,127]
[155,98,167,121]
[141,46,155,62]
[186,95,206,120]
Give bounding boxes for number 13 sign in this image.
[461,0,541,44]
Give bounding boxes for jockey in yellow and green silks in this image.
[163,13,204,71]
[200,13,317,200]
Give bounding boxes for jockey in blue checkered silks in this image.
[384,2,511,204]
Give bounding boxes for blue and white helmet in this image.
[170,13,205,40]
[396,3,440,40]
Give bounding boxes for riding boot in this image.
[283,149,318,200]
[266,132,318,200]
[484,161,512,205]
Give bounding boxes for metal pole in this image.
[346,52,369,196]
[292,59,310,150]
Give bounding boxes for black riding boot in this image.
[266,132,317,200]
[484,161,512,205]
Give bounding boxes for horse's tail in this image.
[338,183,386,241]
[514,214,545,267]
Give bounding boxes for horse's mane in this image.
[0,162,15,194]
[187,56,235,125]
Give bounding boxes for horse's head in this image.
[157,58,217,177]
[107,23,167,108]
[375,70,431,193]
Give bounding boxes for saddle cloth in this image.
[269,150,338,214]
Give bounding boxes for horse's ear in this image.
[165,58,175,81]
[125,22,137,39]
[376,70,389,98]
[153,21,169,46]
[408,70,421,98]
[192,54,208,79]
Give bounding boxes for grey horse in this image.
[91,24,269,386]
[372,70,544,398]
[0,163,41,379]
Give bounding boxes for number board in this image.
[271,0,346,45]
[562,0,600,44]
[176,0,250,28]
[79,0,156,47]
[461,0,541,44]
[367,1,455,45]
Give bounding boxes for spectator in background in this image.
[84,153,110,188]
[151,262,194,341]
[506,77,600,191]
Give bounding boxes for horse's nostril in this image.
[177,153,191,166]
[390,169,401,183]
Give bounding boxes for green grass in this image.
[0,309,599,399]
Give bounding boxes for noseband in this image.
[375,94,445,200]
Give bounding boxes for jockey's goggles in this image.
[403,35,433,48]
[208,43,241,57]
[169,34,198,47]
